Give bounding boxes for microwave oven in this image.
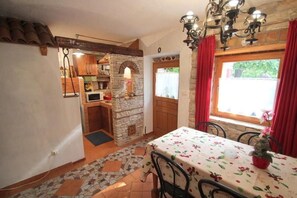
[86,91,104,102]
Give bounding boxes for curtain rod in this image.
[75,34,123,44]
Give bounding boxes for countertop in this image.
[82,100,112,109]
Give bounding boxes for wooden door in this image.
[153,60,179,137]
[88,106,102,132]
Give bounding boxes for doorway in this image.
[153,59,179,137]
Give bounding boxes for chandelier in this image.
[180,0,267,50]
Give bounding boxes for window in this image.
[155,67,179,99]
[212,51,284,124]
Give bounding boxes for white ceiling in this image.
[0,0,291,45]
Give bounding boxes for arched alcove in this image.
[118,60,140,74]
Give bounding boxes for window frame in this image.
[212,51,285,124]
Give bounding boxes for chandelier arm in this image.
[234,31,251,38]
[180,15,188,23]
[206,1,220,18]
[239,7,256,14]
[220,27,225,44]
[221,0,231,10]
[188,30,196,40]
[180,15,199,23]
[202,27,207,38]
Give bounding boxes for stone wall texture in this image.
[109,54,144,145]
[188,27,288,141]
[210,119,263,141]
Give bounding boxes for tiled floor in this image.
[92,169,154,198]
[1,132,155,198]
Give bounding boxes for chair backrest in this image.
[195,122,227,138]
[198,179,247,198]
[237,131,283,154]
[151,151,191,198]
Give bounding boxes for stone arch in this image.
[118,61,140,74]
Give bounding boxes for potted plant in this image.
[250,111,274,169]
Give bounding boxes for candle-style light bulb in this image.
[253,10,262,19]
[224,25,229,31]
[186,10,194,20]
[228,0,239,7]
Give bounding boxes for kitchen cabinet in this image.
[73,54,97,76]
[87,106,102,132]
[83,102,113,134]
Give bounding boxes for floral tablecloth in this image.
[141,127,297,198]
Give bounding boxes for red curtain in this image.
[195,35,216,131]
[272,20,297,157]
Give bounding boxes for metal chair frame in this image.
[198,179,247,198]
[237,131,283,154]
[195,121,227,138]
[151,151,191,198]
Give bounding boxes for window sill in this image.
[210,115,264,130]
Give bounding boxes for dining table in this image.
[140,126,297,198]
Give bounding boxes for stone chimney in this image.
[109,54,144,145]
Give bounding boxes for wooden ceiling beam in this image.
[128,39,140,50]
[55,36,143,57]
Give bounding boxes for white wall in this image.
[0,43,84,188]
[140,28,193,132]
[143,56,153,134]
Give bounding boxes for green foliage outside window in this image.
[165,67,179,73]
[233,60,279,78]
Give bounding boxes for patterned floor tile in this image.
[54,179,84,196]
[134,147,146,156]
[102,160,122,172]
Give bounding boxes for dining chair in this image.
[237,131,283,154]
[195,121,227,138]
[198,179,247,198]
[151,151,192,198]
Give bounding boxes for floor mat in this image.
[85,131,113,146]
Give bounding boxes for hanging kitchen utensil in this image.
[62,48,78,97]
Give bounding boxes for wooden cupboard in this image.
[83,102,113,135]
[87,106,102,132]
[73,54,97,76]
[101,105,113,136]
